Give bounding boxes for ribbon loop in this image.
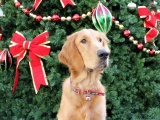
[23,41,31,50]
[9,31,50,94]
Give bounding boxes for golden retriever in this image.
[57,29,110,120]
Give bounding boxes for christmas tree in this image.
[0,0,160,119]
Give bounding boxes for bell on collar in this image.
[85,96,91,101]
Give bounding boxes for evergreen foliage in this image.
[0,0,160,119]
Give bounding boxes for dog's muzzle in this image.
[87,50,109,72]
[97,49,109,60]
[97,49,109,69]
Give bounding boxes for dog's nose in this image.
[97,50,109,60]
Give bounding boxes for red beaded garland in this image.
[112,15,160,55]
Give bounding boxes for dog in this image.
[57,29,110,120]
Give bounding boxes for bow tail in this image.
[145,28,159,43]
[12,69,19,93]
[60,0,76,8]
[12,51,27,94]
[31,0,42,11]
[29,52,48,94]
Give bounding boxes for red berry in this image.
[91,8,95,14]
[112,16,116,22]
[72,14,81,21]
[137,43,144,50]
[36,15,43,22]
[51,14,60,22]
[24,9,30,15]
[0,34,2,40]
[149,49,155,55]
[15,2,21,8]
[123,30,131,37]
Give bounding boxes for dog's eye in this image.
[99,38,102,42]
[81,39,87,43]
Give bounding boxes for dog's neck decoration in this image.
[70,78,105,101]
[9,31,51,94]
[92,1,112,34]
[14,0,90,22]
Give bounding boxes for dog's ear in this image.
[58,32,84,73]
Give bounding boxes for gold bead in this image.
[47,16,52,20]
[133,40,138,45]
[66,16,71,21]
[61,17,66,21]
[129,36,134,41]
[82,14,87,18]
[119,25,124,29]
[87,12,91,16]
[115,21,119,25]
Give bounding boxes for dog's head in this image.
[58,29,110,74]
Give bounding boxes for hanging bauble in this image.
[127,2,137,12]
[0,48,12,70]
[92,1,112,34]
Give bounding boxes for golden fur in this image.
[57,29,110,120]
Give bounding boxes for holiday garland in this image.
[9,1,160,55]
[14,0,92,22]
[113,17,160,55]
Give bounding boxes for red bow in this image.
[9,31,51,94]
[31,0,42,11]
[60,0,76,8]
[138,6,160,43]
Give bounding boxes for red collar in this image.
[70,78,105,96]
